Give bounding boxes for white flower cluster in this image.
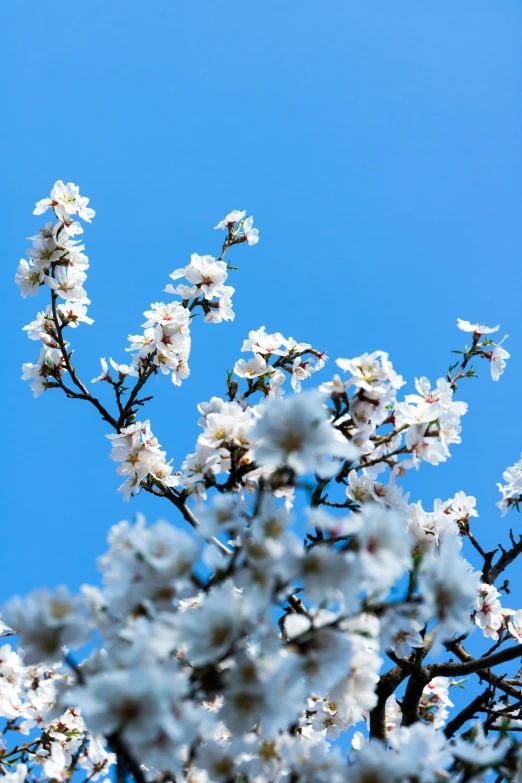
[497,453,522,516]
[473,582,522,645]
[158,211,259,329]
[16,183,95,396]
[174,321,507,516]
[178,388,360,502]
[181,398,255,495]
[21,346,67,398]
[107,420,179,500]
[0,507,403,777]
[18,183,93,301]
[474,582,510,640]
[165,253,235,325]
[235,325,327,394]
[457,318,510,381]
[303,353,469,499]
[2,498,515,782]
[326,349,406,458]
[101,213,259,385]
[0,612,114,783]
[176,328,334,499]
[13,185,522,783]
[124,300,192,386]
[394,376,468,468]
[17,189,260,398]
[3,586,90,665]
[418,677,454,729]
[407,491,478,553]
[214,209,260,244]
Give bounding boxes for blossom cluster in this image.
[1,500,518,782]
[497,453,522,516]
[235,325,327,393]
[473,581,522,645]
[457,318,510,381]
[11,183,522,783]
[106,420,179,501]
[418,677,454,729]
[0,625,115,783]
[16,183,94,396]
[175,336,482,510]
[165,253,234,326]
[17,183,259,397]
[103,214,258,384]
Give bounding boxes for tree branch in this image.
[487,531,522,585]
[444,688,493,739]
[369,665,408,740]
[435,643,522,680]
[401,668,431,726]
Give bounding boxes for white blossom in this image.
[491,335,510,381]
[2,587,90,665]
[253,390,358,476]
[457,318,500,334]
[418,536,480,646]
[214,209,246,229]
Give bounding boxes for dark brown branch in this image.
[369,666,408,740]
[444,688,493,739]
[401,668,431,726]
[430,643,522,678]
[107,732,146,783]
[445,642,522,700]
[117,359,157,428]
[50,289,118,428]
[487,532,522,585]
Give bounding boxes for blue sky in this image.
[3,0,522,621]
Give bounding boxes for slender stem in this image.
[50,288,118,428]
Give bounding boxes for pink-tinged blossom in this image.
[490,335,510,381]
[242,215,260,245]
[106,420,179,500]
[475,583,503,640]
[170,254,228,300]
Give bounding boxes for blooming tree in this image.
[6,181,522,782]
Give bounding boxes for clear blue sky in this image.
[3,1,522,611]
